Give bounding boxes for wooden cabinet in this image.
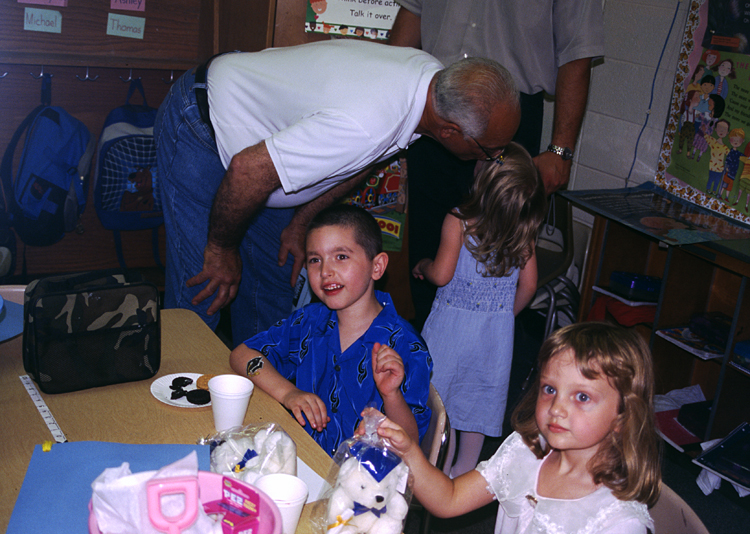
[579,216,750,442]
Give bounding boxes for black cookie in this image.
[186,389,211,405]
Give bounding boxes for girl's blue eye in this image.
[542,385,555,395]
[576,392,590,402]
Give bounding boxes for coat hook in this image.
[76,66,99,81]
[162,70,175,84]
[30,65,51,79]
[119,68,141,82]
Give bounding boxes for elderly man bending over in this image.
[155,39,520,347]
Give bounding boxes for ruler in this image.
[19,375,67,443]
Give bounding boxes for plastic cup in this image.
[207,374,254,432]
[254,474,308,534]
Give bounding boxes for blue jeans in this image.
[154,68,295,347]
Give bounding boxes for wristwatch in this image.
[547,144,574,161]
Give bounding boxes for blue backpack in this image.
[94,79,163,269]
[1,74,94,247]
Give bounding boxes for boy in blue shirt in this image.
[230,204,432,456]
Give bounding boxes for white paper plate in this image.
[150,373,211,408]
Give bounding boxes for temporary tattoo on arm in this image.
[246,356,264,376]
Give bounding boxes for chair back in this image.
[536,194,575,288]
[420,384,450,469]
[649,483,709,534]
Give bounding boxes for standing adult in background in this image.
[155,39,521,348]
[389,0,604,331]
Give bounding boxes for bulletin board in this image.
[656,0,750,226]
[341,158,407,251]
[304,0,399,40]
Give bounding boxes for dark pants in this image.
[407,91,545,330]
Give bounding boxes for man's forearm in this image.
[289,166,375,230]
[208,141,281,249]
[550,57,593,151]
[388,7,422,48]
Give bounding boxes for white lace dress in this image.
[476,433,654,534]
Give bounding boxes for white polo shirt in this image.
[207,40,442,208]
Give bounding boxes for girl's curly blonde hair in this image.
[511,322,662,507]
[455,142,546,277]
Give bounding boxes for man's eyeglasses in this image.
[471,136,505,165]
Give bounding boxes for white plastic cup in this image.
[254,473,309,534]
[207,374,254,432]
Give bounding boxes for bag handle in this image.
[34,269,146,295]
[125,78,148,107]
[41,72,52,107]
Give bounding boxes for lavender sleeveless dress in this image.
[421,238,518,437]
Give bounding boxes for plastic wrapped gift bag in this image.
[312,410,411,534]
[201,422,297,484]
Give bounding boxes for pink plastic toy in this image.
[89,471,282,534]
[147,476,200,534]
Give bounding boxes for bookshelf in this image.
[563,186,750,445]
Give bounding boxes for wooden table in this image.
[0,305,332,533]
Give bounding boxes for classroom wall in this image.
[543,0,691,273]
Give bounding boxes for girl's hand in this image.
[376,414,418,458]
[412,258,431,280]
[357,408,417,458]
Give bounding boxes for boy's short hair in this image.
[307,204,383,259]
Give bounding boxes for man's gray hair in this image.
[433,57,520,139]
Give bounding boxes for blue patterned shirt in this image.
[244,291,432,457]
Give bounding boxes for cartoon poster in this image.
[656,0,750,226]
[305,0,400,40]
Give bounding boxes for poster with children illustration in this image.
[657,0,750,226]
[305,0,399,40]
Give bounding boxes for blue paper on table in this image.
[0,299,24,343]
[7,441,210,534]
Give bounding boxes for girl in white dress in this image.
[366,322,662,534]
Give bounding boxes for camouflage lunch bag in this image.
[23,269,160,394]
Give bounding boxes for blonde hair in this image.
[456,142,546,277]
[730,128,746,139]
[511,322,662,507]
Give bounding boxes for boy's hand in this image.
[372,342,405,398]
[282,389,330,432]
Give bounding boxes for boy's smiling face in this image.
[305,224,385,313]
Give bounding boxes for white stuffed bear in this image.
[326,454,409,534]
[210,424,296,483]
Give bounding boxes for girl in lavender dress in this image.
[412,142,546,477]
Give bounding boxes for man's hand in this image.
[187,242,242,315]
[372,342,405,399]
[282,389,330,432]
[279,219,308,287]
[534,150,572,195]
